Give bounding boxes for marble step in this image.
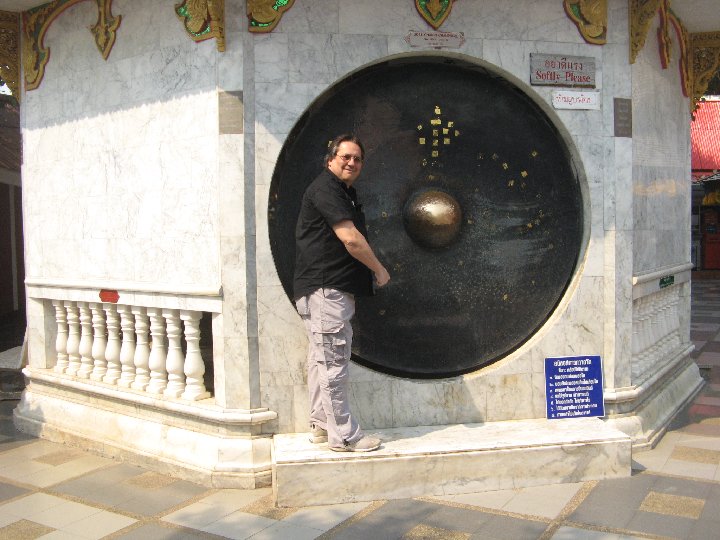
[273,418,631,507]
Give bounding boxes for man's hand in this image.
[374,266,391,287]
[333,220,391,287]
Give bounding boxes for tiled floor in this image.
[2,279,720,539]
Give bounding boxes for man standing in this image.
[294,134,391,452]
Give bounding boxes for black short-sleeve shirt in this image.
[293,169,373,300]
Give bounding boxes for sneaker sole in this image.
[329,443,381,452]
[309,436,328,444]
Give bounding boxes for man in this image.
[293,134,391,452]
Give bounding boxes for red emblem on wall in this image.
[99,289,120,303]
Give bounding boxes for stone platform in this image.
[273,418,631,507]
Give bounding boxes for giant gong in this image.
[269,56,583,379]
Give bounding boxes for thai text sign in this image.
[405,30,465,49]
[530,53,596,88]
[545,355,605,419]
[552,90,600,110]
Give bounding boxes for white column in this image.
[65,302,81,376]
[52,300,69,374]
[181,310,210,401]
[163,309,186,398]
[131,306,151,391]
[146,307,168,394]
[103,304,121,384]
[89,303,108,381]
[77,302,94,379]
[118,305,136,388]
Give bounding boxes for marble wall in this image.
[251,0,653,433]
[631,19,692,274]
[20,0,695,439]
[22,0,223,290]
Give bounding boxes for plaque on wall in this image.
[530,53,596,88]
[613,98,632,138]
[545,355,605,419]
[404,30,465,49]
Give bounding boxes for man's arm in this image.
[332,220,390,287]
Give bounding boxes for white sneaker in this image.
[330,436,381,452]
[309,424,328,444]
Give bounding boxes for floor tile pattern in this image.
[0,278,720,538]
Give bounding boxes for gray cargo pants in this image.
[296,287,363,447]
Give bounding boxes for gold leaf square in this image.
[671,446,720,464]
[402,524,470,540]
[639,491,704,519]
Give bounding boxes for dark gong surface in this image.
[269,56,583,378]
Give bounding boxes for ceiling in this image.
[0,0,719,32]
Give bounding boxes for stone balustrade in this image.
[51,299,211,401]
[631,285,682,383]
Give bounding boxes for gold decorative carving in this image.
[23,0,121,92]
[91,0,121,59]
[691,31,720,111]
[175,0,225,51]
[0,11,20,100]
[656,0,671,68]
[667,9,690,99]
[415,0,455,30]
[629,0,662,64]
[563,0,607,45]
[247,0,295,33]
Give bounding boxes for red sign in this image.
[99,289,120,303]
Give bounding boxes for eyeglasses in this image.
[336,153,363,164]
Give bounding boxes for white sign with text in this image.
[551,90,601,110]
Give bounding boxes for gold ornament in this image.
[175,0,225,51]
[629,0,662,64]
[23,0,121,92]
[0,10,20,100]
[564,0,607,45]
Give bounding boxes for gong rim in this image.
[269,54,586,379]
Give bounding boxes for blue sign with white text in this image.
[545,355,605,419]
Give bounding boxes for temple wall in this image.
[21,0,226,290]
[252,0,641,434]
[631,15,692,273]
[17,0,699,452]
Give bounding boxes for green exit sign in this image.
[659,275,674,289]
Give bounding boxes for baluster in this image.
[89,303,108,381]
[131,306,151,391]
[77,302,94,378]
[65,302,81,376]
[53,300,69,373]
[181,310,210,401]
[636,298,650,369]
[118,305,136,387]
[103,304,121,384]
[146,308,168,394]
[163,309,186,398]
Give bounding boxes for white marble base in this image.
[14,369,276,488]
[605,357,704,450]
[273,418,631,507]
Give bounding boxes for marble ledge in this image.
[24,368,277,426]
[277,417,628,463]
[274,417,631,506]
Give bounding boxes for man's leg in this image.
[307,288,362,447]
[297,296,327,432]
